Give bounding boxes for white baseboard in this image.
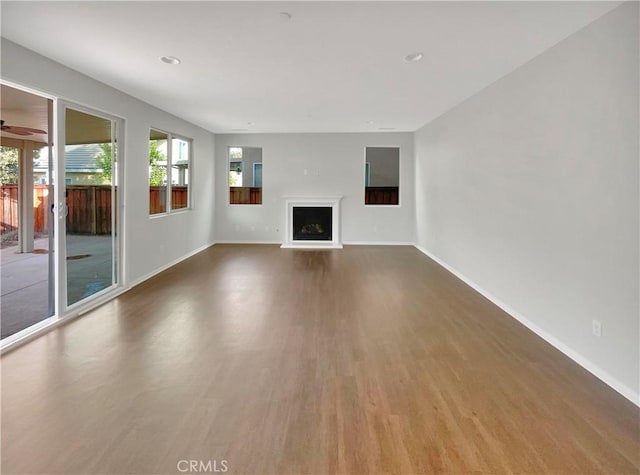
[281,243,343,249]
[128,242,216,288]
[414,244,640,407]
[342,241,414,246]
[215,240,282,245]
[216,240,414,246]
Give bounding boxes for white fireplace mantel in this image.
[281,196,343,249]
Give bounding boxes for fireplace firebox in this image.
[293,207,332,241]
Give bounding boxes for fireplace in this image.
[293,207,332,241]
[282,196,343,248]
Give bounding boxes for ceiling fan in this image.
[0,119,46,136]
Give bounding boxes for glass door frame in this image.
[54,100,124,317]
[0,80,57,348]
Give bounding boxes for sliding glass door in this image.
[1,87,123,346]
[62,107,119,307]
[0,84,55,341]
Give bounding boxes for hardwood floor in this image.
[2,245,638,474]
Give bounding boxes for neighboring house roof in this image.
[34,144,103,173]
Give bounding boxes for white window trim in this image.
[149,128,192,216]
[228,145,263,206]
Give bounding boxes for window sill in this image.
[149,207,192,219]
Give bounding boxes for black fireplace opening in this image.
[293,207,332,241]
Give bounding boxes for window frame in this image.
[148,128,193,216]
[227,145,263,206]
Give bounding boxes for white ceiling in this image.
[0,1,620,134]
[1,84,49,141]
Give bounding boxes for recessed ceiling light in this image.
[404,52,424,63]
[280,12,292,20]
[160,56,181,65]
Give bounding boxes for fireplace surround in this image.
[281,196,343,249]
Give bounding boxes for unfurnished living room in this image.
[0,1,638,474]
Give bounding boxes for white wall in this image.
[215,133,414,244]
[1,39,216,285]
[414,2,639,402]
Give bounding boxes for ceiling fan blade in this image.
[2,126,46,135]
[1,127,33,136]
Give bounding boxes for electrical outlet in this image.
[592,319,602,337]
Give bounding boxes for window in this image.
[149,129,191,215]
[229,146,262,204]
[364,147,399,205]
[229,147,243,187]
[171,137,190,210]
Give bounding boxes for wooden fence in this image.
[149,186,188,213]
[230,187,262,205]
[365,186,399,205]
[1,185,189,238]
[66,186,113,234]
[1,185,50,236]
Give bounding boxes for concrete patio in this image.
[1,235,113,339]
